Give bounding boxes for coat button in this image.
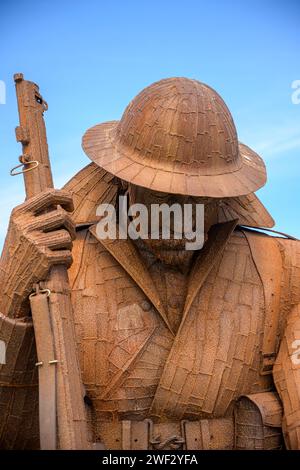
[141,300,152,311]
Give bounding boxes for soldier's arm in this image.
[0,189,75,448]
[273,303,300,449]
[0,189,75,319]
[0,219,40,448]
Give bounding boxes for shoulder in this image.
[63,163,118,225]
[236,226,300,306]
[226,226,277,254]
[276,237,300,306]
[235,225,299,254]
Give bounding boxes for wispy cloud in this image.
[254,129,300,158]
[241,122,300,159]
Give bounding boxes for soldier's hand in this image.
[0,189,76,317]
[11,188,76,266]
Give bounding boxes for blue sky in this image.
[0,0,299,248]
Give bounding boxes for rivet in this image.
[141,300,151,311]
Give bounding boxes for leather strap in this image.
[97,418,234,450]
[30,290,57,450]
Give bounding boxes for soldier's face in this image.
[127,184,219,245]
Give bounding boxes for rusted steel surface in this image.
[82,78,266,198]
[0,75,90,449]
[0,76,299,450]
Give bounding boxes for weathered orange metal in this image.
[0,76,299,451]
[12,74,90,450]
[82,78,266,198]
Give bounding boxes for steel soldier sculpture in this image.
[0,76,299,450]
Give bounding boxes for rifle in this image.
[12,73,90,449]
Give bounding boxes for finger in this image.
[30,209,76,240]
[47,249,73,269]
[27,189,74,214]
[35,229,73,251]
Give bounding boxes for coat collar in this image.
[89,219,238,336]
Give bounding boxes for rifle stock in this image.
[13,73,90,449]
[14,73,53,197]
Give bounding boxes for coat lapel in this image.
[89,225,174,335]
[149,219,239,417]
[180,219,239,333]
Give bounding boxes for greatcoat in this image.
[0,164,299,450]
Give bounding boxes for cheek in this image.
[204,204,218,223]
[188,204,215,229]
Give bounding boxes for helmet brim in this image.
[82,121,267,198]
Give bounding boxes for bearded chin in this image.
[141,237,203,267]
[154,249,193,266]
